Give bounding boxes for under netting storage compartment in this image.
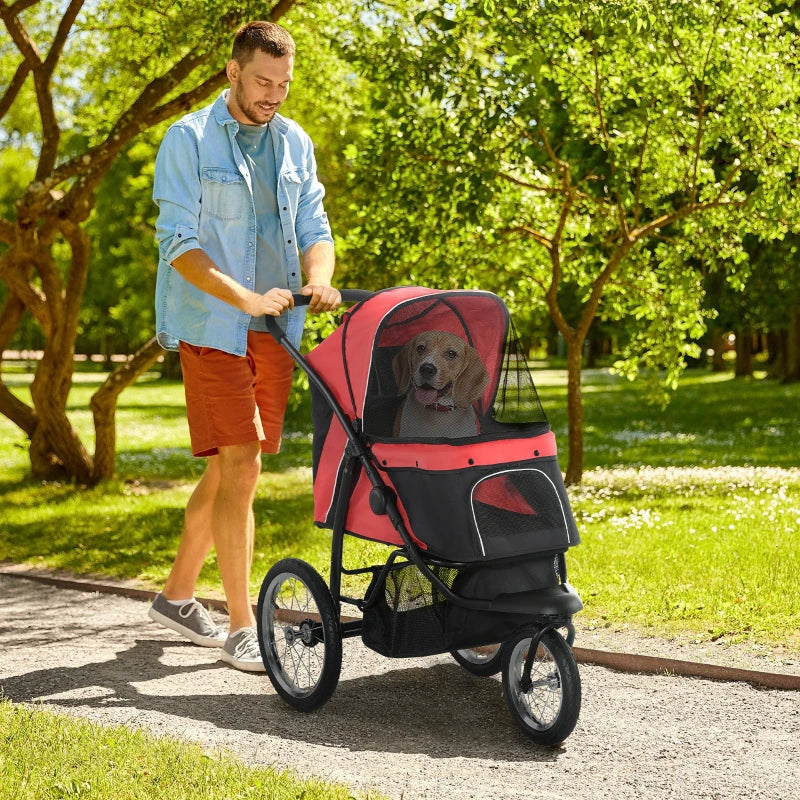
[362,556,565,657]
[362,562,457,657]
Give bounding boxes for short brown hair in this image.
[232,21,295,64]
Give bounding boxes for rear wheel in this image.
[257,558,342,712]
[451,644,503,676]
[501,628,581,746]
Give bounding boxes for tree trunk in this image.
[785,308,800,383]
[564,337,584,486]
[30,349,94,483]
[734,328,752,377]
[90,337,163,480]
[710,329,727,372]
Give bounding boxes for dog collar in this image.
[424,401,455,412]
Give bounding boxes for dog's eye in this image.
[445,349,458,359]
[415,344,426,355]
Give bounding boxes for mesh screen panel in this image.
[361,295,547,440]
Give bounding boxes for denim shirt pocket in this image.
[201,167,249,220]
[281,167,311,208]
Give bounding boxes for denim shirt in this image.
[153,90,334,354]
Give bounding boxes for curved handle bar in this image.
[263,289,373,342]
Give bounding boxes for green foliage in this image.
[333,0,800,384]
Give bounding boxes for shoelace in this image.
[231,628,259,659]
[178,601,201,619]
[178,601,221,635]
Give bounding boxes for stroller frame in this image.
[257,289,583,746]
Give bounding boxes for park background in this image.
[1,2,799,794]
[2,0,799,646]
[0,0,800,797]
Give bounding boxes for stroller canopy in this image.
[306,286,546,438]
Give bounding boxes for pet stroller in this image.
[257,287,584,745]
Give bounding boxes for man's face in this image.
[226,49,293,126]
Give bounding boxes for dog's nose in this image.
[419,362,437,381]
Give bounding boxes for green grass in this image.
[0,699,382,800]
[1,366,799,649]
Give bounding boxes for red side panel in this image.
[370,431,557,471]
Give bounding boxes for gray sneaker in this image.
[219,627,266,673]
[148,593,227,647]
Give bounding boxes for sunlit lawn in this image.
[0,699,384,800]
[1,365,798,650]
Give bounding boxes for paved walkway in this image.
[1,574,798,800]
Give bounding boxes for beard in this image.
[233,82,276,125]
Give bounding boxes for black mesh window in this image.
[471,469,570,556]
[362,294,547,440]
[491,319,547,426]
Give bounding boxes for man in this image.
[149,21,340,671]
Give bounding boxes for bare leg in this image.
[162,457,221,600]
[212,441,262,632]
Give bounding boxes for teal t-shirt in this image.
[235,122,289,333]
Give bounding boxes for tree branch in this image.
[47,48,216,191]
[144,67,228,128]
[0,218,16,244]
[0,59,32,120]
[577,241,633,342]
[8,0,41,15]
[0,251,49,329]
[90,337,163,480]
[0,1,42,66]
[43,0,84,76]
[499,225,553,250]
[33,0,85,179]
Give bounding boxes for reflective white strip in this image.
[321,424,349,524]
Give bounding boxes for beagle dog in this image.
[392,330,490,438]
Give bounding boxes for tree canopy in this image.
[335,0,800,481]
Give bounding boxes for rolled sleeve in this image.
[295,147,334,254]
[153,125,203,264]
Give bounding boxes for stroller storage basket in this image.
[362,555,564,658]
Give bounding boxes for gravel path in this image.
[1,573,798,800]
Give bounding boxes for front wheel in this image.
[451,644,503,676]
[501,628,581,746]
[257,558,342,712]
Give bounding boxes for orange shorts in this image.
[179,331,295,457]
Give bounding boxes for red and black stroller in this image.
[257,287,583,745]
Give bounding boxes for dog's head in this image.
[392,330,490,409]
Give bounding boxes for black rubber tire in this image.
[501,628,581,746]
[450,644,503,676]
[257,558,342,712]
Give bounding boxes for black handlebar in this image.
[263,289,373,342]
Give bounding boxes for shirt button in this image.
[287,239,292,244]
[246,276,251,282]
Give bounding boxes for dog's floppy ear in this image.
[392,340,413,394]
[452,345,490,408]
